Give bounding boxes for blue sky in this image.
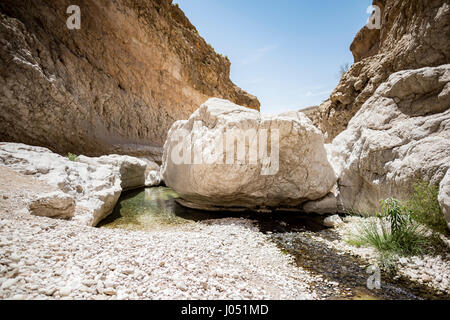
[174,0,372,114]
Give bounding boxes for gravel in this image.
[315,216,450,295]
[0,211,321,300]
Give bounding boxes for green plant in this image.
[67,153,78,162]
[380,198,410,235]
[347,198,443,267]
[407,181,447,234]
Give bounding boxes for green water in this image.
[98,187,192,231]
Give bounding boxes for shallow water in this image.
[100,187,448,300]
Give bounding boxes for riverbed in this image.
[99,187,449,300]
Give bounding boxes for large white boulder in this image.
[0,143,146,226]
[439,170,450,230]
[161,98,336,210]
[328,65,450,216]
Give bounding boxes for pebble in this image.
[59,286,72,297]
[0,212,322,300]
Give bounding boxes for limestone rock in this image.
[77,155,147,191]
[323,215,344,228]
[161,98,336,210]
[310,0,450,142]
[303,192,339,215]
[329,65,450,215]
[0,143,122,226]
[28,192,75,219]
[439,170,450,229]
[145,170,162,188]
[139,158,162,187]
[0,0,259,160]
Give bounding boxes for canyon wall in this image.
[310,0,450,142]
[0,0,259,160]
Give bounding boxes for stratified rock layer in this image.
[161,98,336,210]
[0,0,259,159]
[328,65,450,215]
[310,0,450,142]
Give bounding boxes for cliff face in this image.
[311,0,450,142]
[0,0,259,160]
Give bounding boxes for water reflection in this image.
[99,187,327,233]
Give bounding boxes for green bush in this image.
[347,198,442,264]
[67,153,78,162]
[406,181,447,234]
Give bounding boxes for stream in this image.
[98,187,448,300]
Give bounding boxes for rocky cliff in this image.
[310,0,450,142]
[0,0,259,160]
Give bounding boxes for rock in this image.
[328,65,450,215]
[161,98,336,210]
[78,155,147,191]
[306,0,450,142]
[323,215,344,228]
[140,158,162,187]
[59,286,72,297]
[439,170,450,230]
[0,0,258,160]
[145,170,162,187]
[28,191,75,219]
[0,143,123,226]
[302,191,339,214]
[103,288,117,296]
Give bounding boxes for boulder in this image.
[77,155,147,191]
[139,158,163,187]
[439,170,450,230]
[323,215,344,228]
[145,170,162,187]
[328,65,450,216]
[303,192,339,215]
[161,98,336,210]
[28,191,75,219]
[0,143,122,226]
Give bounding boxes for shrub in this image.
[347,198,443,266]
[406,181,447,234]
[67,153,78,162]
[338,62,350,77]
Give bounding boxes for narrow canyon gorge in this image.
[0,0,449,301]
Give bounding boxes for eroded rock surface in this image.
[309,0,450,142]
[77,155,147,191]
[0,143,159,226]
[328,65,450,215]
[0,0,259,159]
[161,98,336,210]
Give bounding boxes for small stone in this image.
[1,278,17,289]
[323,215,344,228]
[122,268,134,275]
[103,288,117,296]
[59,286,72,296]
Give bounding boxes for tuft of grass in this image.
[67,153,78,162]
[406,181,447,234]
[347,198,443,268]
